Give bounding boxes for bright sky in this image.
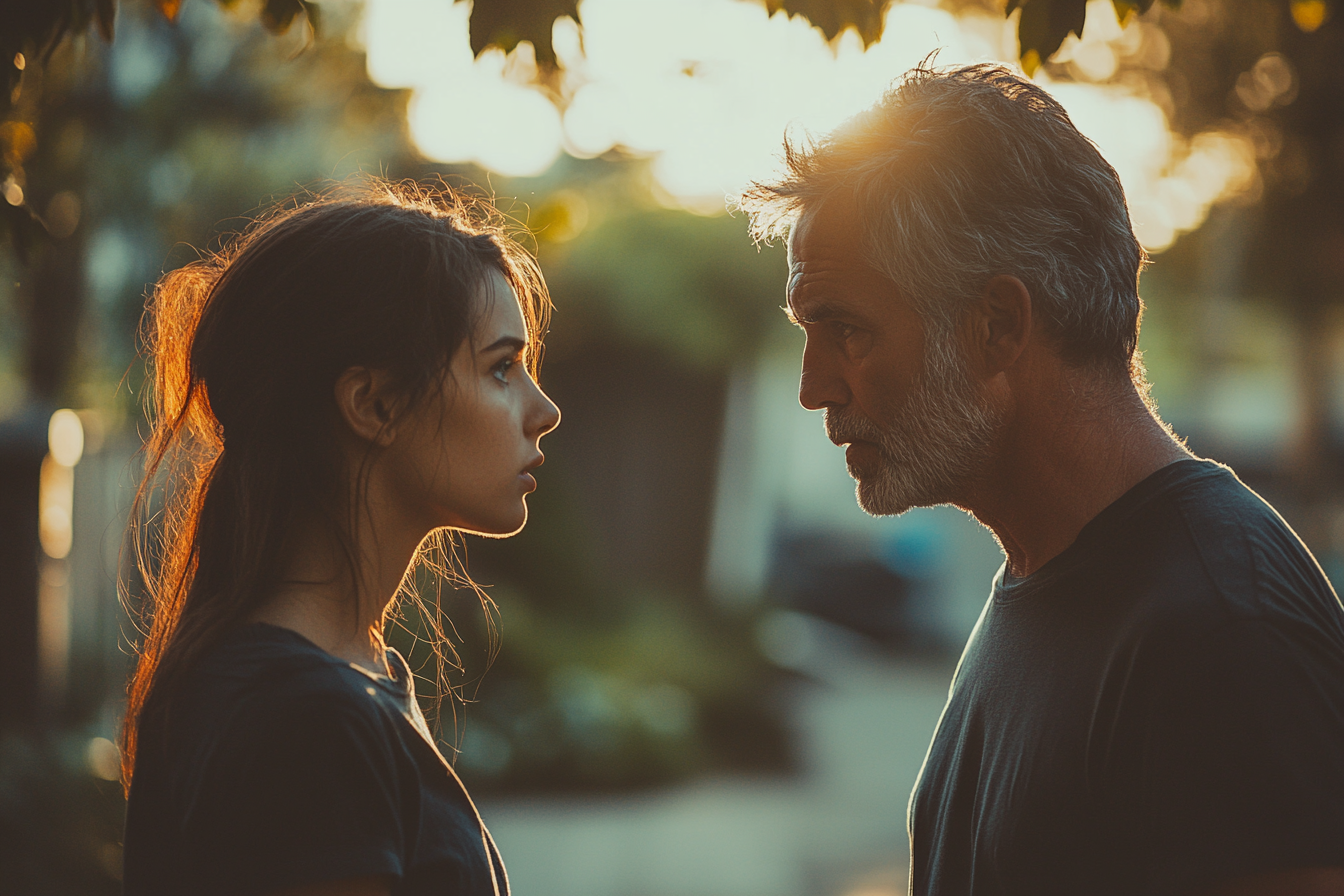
[358,0,1256,251]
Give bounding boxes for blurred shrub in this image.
[0,728,124,895]
[392,584,793,795]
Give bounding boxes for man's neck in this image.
[963,379,1192,578]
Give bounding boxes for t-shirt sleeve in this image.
[181,693,407,894]
[1135,617,1344,892]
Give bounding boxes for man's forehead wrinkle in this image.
[788,275,854,326]
[787,264,806,304]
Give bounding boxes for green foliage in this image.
[392,584,788,794]
[0,0,314,119]
[0,0,318,254]
[540,192,788,368]
[1,2,115,118]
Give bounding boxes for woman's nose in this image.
[531,381,561,438]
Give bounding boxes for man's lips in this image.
[843,440,882,468]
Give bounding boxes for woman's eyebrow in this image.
[482,335,527,354]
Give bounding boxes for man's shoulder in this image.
[1128,460,1342,633]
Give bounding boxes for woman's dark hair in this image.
[120,180,550,791]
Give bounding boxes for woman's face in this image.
[386,268,561,538]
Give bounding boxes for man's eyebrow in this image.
[782,302,845,326]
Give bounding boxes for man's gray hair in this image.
[738,63,1148,373]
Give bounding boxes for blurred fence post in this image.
[0,404,49,725]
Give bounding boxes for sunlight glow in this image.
[48,408,84,467]
[39,410,84,561]
[360,0,1257,251]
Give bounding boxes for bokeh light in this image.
[48,408,85,468]
[360,0,1257,251]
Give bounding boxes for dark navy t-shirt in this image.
[123,623,508,896]
[910,460,1344,895]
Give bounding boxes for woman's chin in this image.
[447,504,528,539]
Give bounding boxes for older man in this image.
[739,64,1344,896]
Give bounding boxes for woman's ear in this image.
[334,367,401,446]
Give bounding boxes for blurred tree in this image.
[1,0,799,814]
[8,0,1335,399]
[1152,0,1344,535]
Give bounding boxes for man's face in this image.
[786,198,1003,515]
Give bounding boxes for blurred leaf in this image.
[766,0,892,46]
[467,0,581,68]
[1014,0,1183,65]
[1015,0,1088,62]
[1113,0,1158,16]
[154,0,182,21]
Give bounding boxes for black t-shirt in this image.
[910,460,1344,896]
[123,623,508,896]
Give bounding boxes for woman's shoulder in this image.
[181,624,407,744]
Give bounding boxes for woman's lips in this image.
[519,454,544,491]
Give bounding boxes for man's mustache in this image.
[824,408,887,446]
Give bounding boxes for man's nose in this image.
[798,342,850,411]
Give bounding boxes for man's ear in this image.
[965,274,1033,376]
[334,367,401,446]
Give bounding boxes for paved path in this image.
[480,648,955,896]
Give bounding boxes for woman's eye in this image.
[492,358,518,383]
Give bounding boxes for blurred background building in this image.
[0,0,1340,893]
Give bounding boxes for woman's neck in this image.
[249,585,388,672]
[248,515,420,673]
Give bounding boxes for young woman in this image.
[120,182,560,896]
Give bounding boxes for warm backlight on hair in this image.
[361,0,1257,251]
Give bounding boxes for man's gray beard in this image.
[825,334,1004,516]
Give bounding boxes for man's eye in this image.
[830,321,857,340]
